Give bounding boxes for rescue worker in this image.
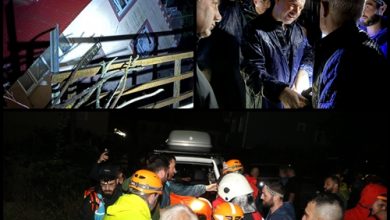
[370,193,387,220]
[217,172,263,220]
[104,169,163,220]
[223,159,260,201]
[344,183,387,220]
[82,164,123,220]
[213,202,245,220]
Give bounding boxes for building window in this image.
[109,0,136,21]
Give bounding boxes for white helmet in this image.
[218,173,253,202]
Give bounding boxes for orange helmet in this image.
[129,169,163,195]
[213,202,244,220]
[188,197,212,220]
[223,159,243,174]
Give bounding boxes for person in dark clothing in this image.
[195,0,222,108]
[89,149,126,185]
[261,181,296,220]
[82,164,123,220]
[311,0,388,108]
[198,0,248,108]
[283,166,301,218]
[241,0,313,109]
[359,0,388,59]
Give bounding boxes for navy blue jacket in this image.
[241,11,313,108]
[265,202,296,220]
[312,22,388,108]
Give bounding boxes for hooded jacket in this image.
[104,194,150,220]
[344,183,387,220]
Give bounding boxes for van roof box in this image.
[166,130,212,152]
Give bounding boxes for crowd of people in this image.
[81,149,387,220]
[195,0,389,109]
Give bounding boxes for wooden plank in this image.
[52,52,193,83]
[140,91,193,109]
[122,71,192,96]
[173,59,181,108]
[85,71,193,106]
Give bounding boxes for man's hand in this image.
[97,148,109,163]
[279,87,308,108]
[205,183,217,192]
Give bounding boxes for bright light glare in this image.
[114,128,126,138]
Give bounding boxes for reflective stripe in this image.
[229,202,237,215]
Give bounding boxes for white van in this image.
[154,130,224,185]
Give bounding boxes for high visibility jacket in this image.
[104,194,150,220]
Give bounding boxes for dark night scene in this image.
[3,111,388,220]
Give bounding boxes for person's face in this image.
[274,0,305,24]
[197,0,222,38]
[261,187,275,208]
[360,0,383,26]
[253,0,271,15]
[324,178,338,193]
[302,201,316,220]
[167,159,176,181]
[371,199,387,218]
[100,179,118,196]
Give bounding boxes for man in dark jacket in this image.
[311,0,388,108]
[241,0,313,109]
[195,0,222,108]
[261,181,296,220]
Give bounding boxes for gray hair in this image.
[160,204,198,220]
[328,0,365,23]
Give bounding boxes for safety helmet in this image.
[129,169,163,195]
[213,202,244,220]
[223,159,243,174]
[188,197,213,220]
[218,173,253,202]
